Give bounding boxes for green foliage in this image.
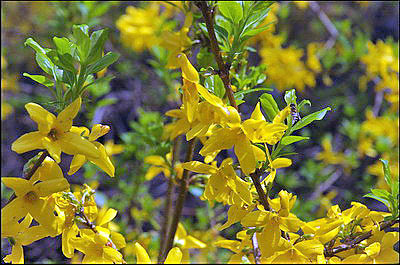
[23,24,119,110]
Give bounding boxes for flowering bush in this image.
[1,1,399,264]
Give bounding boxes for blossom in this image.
[144,152,183,181]
[67,124,115,177]
[134,242,183,264]
[11,97,100,163]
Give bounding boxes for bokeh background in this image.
[1,1,399,263]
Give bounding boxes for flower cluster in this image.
[2,98,125,263]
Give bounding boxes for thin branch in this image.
[5,151,49,205]
[195,1,238,110]
[161,138,196,262]
[309,1,339,51]
[158,137,180,262]
[324,218,399,257]
[309,168,341,201]
[250,168,270,211]
[251,231,261,264]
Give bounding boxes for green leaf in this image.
[81,75,114,92]
[218,1,243,24]
[241,24,272,42]
[260,93,279,122]
[72,24,90,62]
[35,53,54,75]
[23,73,54,88]
[290,107,331,133]
[364,193,390,209]
[204,75,225,99]
[87,52,120,75]
[53,37,74,55]
[214,24,229,42]
[87,28,109,65]
[298,99,311,112]
[24,38,46,54]
[281,136,309,146]
[370,189,391,200]
[380,159,392,189]
[284,89,297,105]
[234,87,272,98]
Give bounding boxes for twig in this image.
[309,1,339,51]
[250,168,270,211]
[195,1,238,110]
[161,138,196,262]
[158,137,180,262]
[324,218,399,257]
[309,168,341,201]
[5,151,49,205]
[372,77,385,116]
[251,231,261,264]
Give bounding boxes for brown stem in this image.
[160,138,196,262]
[195,1,238,110]
[5,151,49,205]
[158,137,180,262]
[324,218,399,257]
[250,168,270,211]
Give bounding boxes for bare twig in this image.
[251,231,262,264]
[161,138,196,262]
[309,168,341,201]
[158,137,180,262]
[309,1,339,50]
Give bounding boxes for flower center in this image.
[48,128,58,141]
[24,191,39,203]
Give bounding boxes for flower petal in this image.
[67,154,87,175]
[59,132,100,158]
[88,124,110,141]
[54,97,82,133]
[177,53,199,83]
[33,178,70,197]
[1,178,32,197]
[42,137,62,163]
[165,247,183,264]
[11,131,44,154]
[134,242,152,264]
[25,103,56,134]
[87,142,115,177]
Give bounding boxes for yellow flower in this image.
[200,103,286,175]
[116,4,166,52]
[182,158,253,206]
[11,97,100,163]
[3,213,51,264]
[67,124,115,177]
[104,140,124,156]
[161,13,193,69]
[174,223,206,263]
[144,152,183,181]
[1,175,69,236]
[134,242,183,264]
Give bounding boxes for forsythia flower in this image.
[2,158,69,236]
[144,152,183,181]
[67,124,115,177]
[11,97,100,163]
[134,242,183,264]
[116,3,165,52]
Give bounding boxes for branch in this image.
[251,231,261,264]
[309,1,339,51]
[5,150,49,205]
[324,218,399,257]
[158,137,180,262]
[250,168,270,211]
[160,138,196,262]
[195,1,238,110]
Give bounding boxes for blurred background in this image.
[1,1,399,263]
